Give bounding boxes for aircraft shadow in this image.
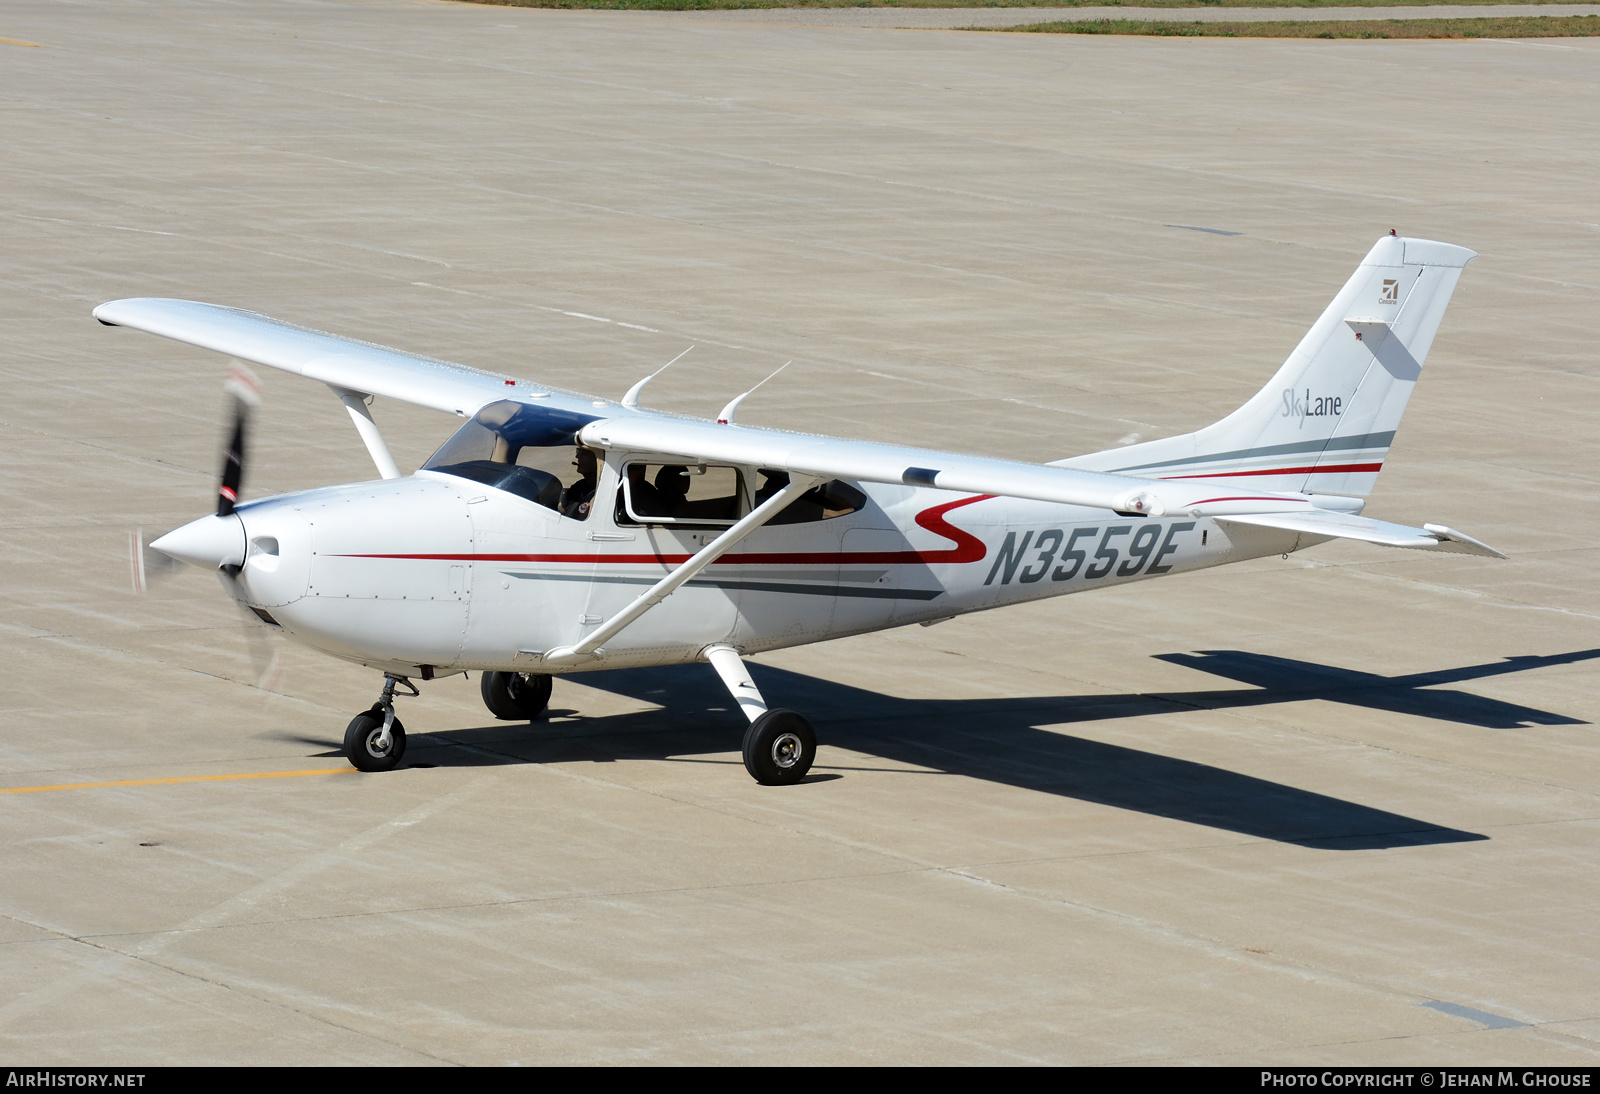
[1151,648,1597,730]
[411,649,1597,851]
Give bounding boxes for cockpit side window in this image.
[616,463,745,527]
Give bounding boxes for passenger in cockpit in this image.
[625,463,662,518]
[655,465,690,518]
[757,469,825,524]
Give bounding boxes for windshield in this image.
[423,400,601,515]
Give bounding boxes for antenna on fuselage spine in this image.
[717,362,789,425]
[621,345,693,409]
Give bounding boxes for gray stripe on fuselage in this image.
[505,570,943,601]
[1110,431,1396,474]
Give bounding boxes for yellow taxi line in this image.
[0,38,43,47]
[1,768,357,795]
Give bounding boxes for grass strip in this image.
[989,13,1600,31]
[464,0,1600,9]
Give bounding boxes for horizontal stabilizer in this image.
[1217,510,1505,558]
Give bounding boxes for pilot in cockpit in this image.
[562,448,598,520]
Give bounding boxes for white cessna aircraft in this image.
[100,234,1501,784]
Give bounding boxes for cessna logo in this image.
[1282,388,1343,426]
[1381,278,1399,304]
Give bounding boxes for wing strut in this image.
[540,475,821,667]
[329,385,402,480]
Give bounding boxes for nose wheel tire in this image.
[741,709,816,785]
[345,706,407,772]
[481,671,554,721]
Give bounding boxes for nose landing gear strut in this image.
[344,674,418,772]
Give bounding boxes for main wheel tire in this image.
[741,709,816,786]
[345,706,407,772]
[480,671,554,721]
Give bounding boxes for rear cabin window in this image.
[755,473,866,525]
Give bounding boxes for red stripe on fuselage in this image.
[1162,462,1382,480]
[331,494,995,567]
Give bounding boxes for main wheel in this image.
[480,671,554,721]
[345,706,407,772]
[741,709,816,786]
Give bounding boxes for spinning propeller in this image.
[129,364,282,693]
[215,364,259,520]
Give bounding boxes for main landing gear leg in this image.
[344,674,418,772]
[704,644,815,786]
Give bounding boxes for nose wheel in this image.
[345,674,416,772]
[345,706,407,771]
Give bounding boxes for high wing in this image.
[95,296,1282,517]
[94,298,525,418]
[94,296,1503,557]
[574,417,1503,556]
[574,413,1303,518]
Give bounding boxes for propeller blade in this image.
[133,363,285,690]
[217,364,262,517]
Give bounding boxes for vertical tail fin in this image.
[1063,235,1476,497]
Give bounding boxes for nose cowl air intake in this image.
[150,513,246,572]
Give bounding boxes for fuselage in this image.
[216,452,1314,678]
